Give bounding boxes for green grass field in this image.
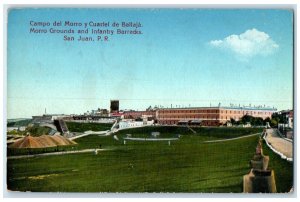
[7,125,51,137]
[116,126,262,140]
[7,127,293,193]
[7,145,77,156]
[7,119,32,127]
[66,122,113,132]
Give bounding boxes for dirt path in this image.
[265,129,293,159]
[204,133,260,143]
[70,130,109,140]
[7,148,108,160]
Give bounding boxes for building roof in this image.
[221,106,276,111]
[159,106,277,111]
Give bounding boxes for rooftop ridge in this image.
[157,106,277,111]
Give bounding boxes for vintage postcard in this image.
[5,7,294,194]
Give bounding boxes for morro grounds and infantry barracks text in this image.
[29,20,143,42]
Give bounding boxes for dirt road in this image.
[265,129,293,159]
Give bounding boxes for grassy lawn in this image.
[7,125,51,137]
[7,145,77,156]
[7,119,32,127]
[66,122,113,132]
[7,126,262,156]
[27,126,52,136]
[116,126,262,141]
[6,127,293,193]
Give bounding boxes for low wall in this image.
[243,169,277,193]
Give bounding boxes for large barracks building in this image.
[123,106,276,126]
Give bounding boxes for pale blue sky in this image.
[7,9,293,118]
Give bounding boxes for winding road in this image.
[69,130,109,140]
[264,129,293,159]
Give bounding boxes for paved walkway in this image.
[70,130,109,140]
[204,133,260,143]
[7,148,108,160]
[265,129,293,159]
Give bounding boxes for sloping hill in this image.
[9,135,76,149]
[10,136,41,148]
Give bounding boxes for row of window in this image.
[220,110,272,115]
[159,120,220,125]
[159,115,219,119]
[220,115,271,120]
[159,117,219,120]
[158,114,271,120]
[160,110,219,113]
[125,110,273,118]
[159,110,272,115]
[159,110,272,116]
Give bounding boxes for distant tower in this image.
[45,108,47,115]
[110,100,119,113]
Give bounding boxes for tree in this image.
[263,117,271,125]
[240,115,264,126]
[272,112,287,124]
[230,118,237,125]
[253,117,263,126]
[135,117,143,122]
[241,115,253,124]
[270,119,278,127]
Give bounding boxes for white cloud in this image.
[210,28,279,58]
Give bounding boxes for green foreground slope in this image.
[7,127,293,193]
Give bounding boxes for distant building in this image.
[69,115,115,123]
[90,108,109,116]
[118,120,144,129]
[110,100,119,113]
[32,114,69,124]
[123,106,276,127]
[18,126,26,131]
[110,112,124,118]
[118,119,154,129]
[278,110,293,128]
[123,110,156,120]
[7,127,18,132]
[158,106,276,126]
[98,108,109,116]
